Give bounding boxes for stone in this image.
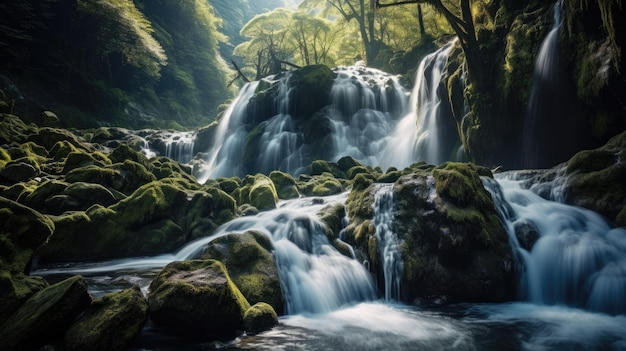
[41,111,59,127]
[0,161,38,182]
[201,231,284,314]
[243,302,278,334]
[147,259,250,339]
[64,286,148,351]
[0,276,92,351]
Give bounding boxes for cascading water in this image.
[520,0,565,168]
[163,131,196,164]
[372,184,403,301]
[197,81,259,182]
[483,174,626,315]
[381,39,464,168]
[325,66,408,166]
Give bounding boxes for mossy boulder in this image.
[345,163,515,304]
[0,272,48,324]
[289,65,336,119]
[243,302,279,334]
[298,173,345,197]
[147,259,250,339]
[0,114,39,145]
[28,127,88,152]
[269,171,299,199]
[64,286,148,351]
[0,275,92,351]
[563,130,626,225]
[0,196,55,273]
[200,231,284,314]
[0,161,39,182]
[36,181,236,261]
[109,144,151,169]
[239,174,279,211]
[62,151,111,173]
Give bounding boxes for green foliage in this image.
[77,0,167,78]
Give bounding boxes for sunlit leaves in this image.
[77,0,167,77]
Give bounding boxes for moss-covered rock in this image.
[109,144,151,169]
[269,171,299,199]
[201,231,283,314]
[147,259,250,339]
[288,65,336,120]
[62,151,112,174]
[0,196,55,273]
[243,302,278,334]
[64,286,148,351]
[0,275,92,351]
[0,272,48,324]
[239,174,279,211]
[35,181,236,261]
[563,130,626,225]
[0,114,39,145]
[345,163,515,304]
[298,173,345,197]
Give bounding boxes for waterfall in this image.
[381,38,463,168]
[197,81,260,182]
[520,0,565,168]
[483,175,626,315]
[177,194,376,314]
[372,184,403,301]
[163,131,196,163]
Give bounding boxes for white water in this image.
[402,39,460,164]
[33,193,375,314]
[520,0,564,167]
[195,45,464,178]
[372,184,403,301]
[163,131,196,163]
[484,174,626,315]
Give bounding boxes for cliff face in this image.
[446,0,626,169]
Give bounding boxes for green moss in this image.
[217,176,241,195]
[310,160,346,179]
[23,180,69,211]
[62,151,112,173]
[109,144,151,169]
[298,173,345,197]
[0,114,39,145]
[567,149,616,174]
[317,203,346,241]
[249,175,279,211]
[243,302,278,334]
[432,162,492,208]
[269,171,299,199]
[346,165,370,180]
[64,285,148,351]
[49,141,79,161]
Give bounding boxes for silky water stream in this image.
[32,174,626,350]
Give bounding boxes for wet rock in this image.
[345,162,516,304]
[514,220,540,251]
[243,302,278,334]
[563,131,626,225]
[147,259,250,339]
[0,276,92,351]
[201,231,284,314]
[239,174,278,211]
[65,286,148,351]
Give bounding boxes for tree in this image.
[376,0,485,86]
[301,0,379,64]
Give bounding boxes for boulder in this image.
[269,171,299,199]
[64,286,148,351]
[345,162,516,304]
[239,174,279,211]
[243,302,279,334]
[147,259,250,339]
[0,161,38,182]
[0,275,91,351]
[201,231,284,314]
[41,111,59,127]
[563,130,626,226]
[35,181,237,261]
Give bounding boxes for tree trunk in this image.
[417,4,425,36]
